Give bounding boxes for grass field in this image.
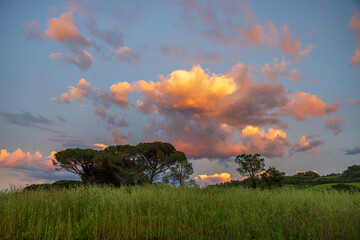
[1,185,360,239]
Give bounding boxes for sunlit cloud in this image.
[282,92,339,121]
[194,173,231,186]
[93,143,108,150]
[45,11,90,45]
[0,148,54,170]
[291,135,323,155]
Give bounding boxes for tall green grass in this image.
[1,185,359,239]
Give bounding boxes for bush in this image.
[331,183,359,192]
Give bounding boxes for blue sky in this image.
[0,0,359,188]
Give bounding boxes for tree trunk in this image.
[251,177,256,189]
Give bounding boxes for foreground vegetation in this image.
[1,185,360,239]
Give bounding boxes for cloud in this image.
[107,113,128,129]
[279,25,301,55]
[0,111,65,133]
[348,99,360,105]
[49,49,93,71]
[291,135,323,155]
[0,148,54,170]
[160,45,221,63]
[107,129,129,145]
[177,0,307,56]
[87,18,124,48]
[45,11,90,45]
[261,58,300,82]
[53,63,338,159]
[93,143,108,150]
[240,126,289,158]
[325,116,346,135]
[281,92,339,121]
[21,20,43,41]
[194,173,231,186]
[113,46,141,64]
[349,11,360,68]
[344,146,360,155]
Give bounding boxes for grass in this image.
[1,185,359,239]
[308,182,360,191]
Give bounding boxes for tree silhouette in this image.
[235,153,265,188]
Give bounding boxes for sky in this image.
[0,0,359,189]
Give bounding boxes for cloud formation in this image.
[178,0,311,56]
[194,173,231,186]
[325,116,346,135]
[0,148,54,170]
[45,11,90,45]
[52,63,338,158]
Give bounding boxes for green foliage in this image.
[53,142,193,187]
[23,180,82,191]
[53,148,98,182]
[235,153,265,188]
[162,151,193,186]
[261,166,286,189]
[1,185,360,239]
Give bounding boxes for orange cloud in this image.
[0,148,54,170]
[291,135,323,155]
[261,58,300,82]
[242,24,265,45]
[109,82,133,107]
[135,65,236,113]
[45,11,90,45]
[351,47,360,67]
[93,143,108,150]
[194,173,231,186]
[282,92,339,121]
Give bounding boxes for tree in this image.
[88,145,147,186]
[135,142,185,184]
[235,153,265,189]
[260,166,285,189]
[53,148,97,182]
[162,151,193,186]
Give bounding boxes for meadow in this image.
[1,185,359,239]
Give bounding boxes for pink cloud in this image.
[261,58,300,82]
[0,148,54,170]
[21,20,43,41]
[93,143,108,150]
[282,92,339,121]
[45,11,90,45]
[291,135,323,155]
[279,25,301,55]
[325,116,346,135]
[349,11,360,68]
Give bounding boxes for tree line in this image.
[53,142,194,187]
